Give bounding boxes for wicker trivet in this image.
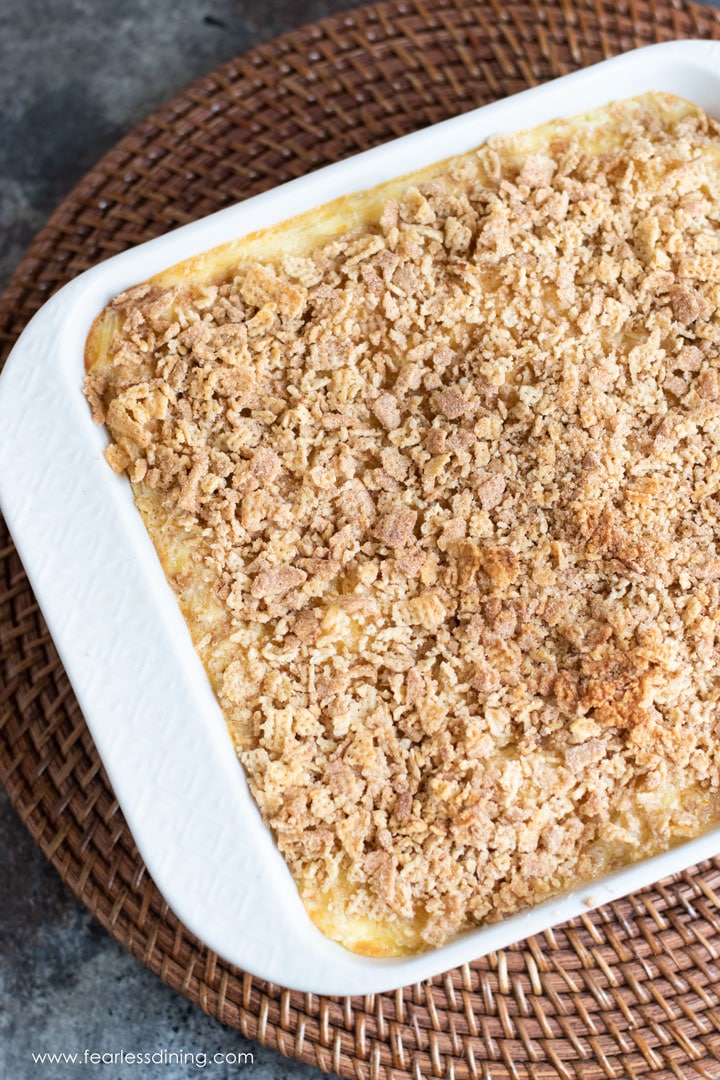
[3,1,720,1077]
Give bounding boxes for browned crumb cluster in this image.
[87,98,720,950]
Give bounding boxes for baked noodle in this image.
[85,93,720,956]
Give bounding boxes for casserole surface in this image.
[86,91,720,958]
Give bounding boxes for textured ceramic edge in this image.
[2,40,720,996]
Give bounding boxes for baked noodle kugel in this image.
[85,92,720,957]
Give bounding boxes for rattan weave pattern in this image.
[3,1,720,1077]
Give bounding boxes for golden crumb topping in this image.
[86,95,720,953]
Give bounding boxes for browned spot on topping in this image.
[482,545,519,585]
[425,428,447,454]
[580,653,644,711]
[394,792,413,822]
[668,284,708,323]
[553,671,578,710]
[453,539,483,589]
[294,609,320,644]
[431,386,467,420]
[585,506,614,554]
[373,507,417,548]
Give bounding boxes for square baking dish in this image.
[2,39,720,996]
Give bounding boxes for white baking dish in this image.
[2,39,720,996]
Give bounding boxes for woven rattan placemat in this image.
[4,1,720,1077]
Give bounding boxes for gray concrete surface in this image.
[0,0,361,290]
[0,787,330,1080]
